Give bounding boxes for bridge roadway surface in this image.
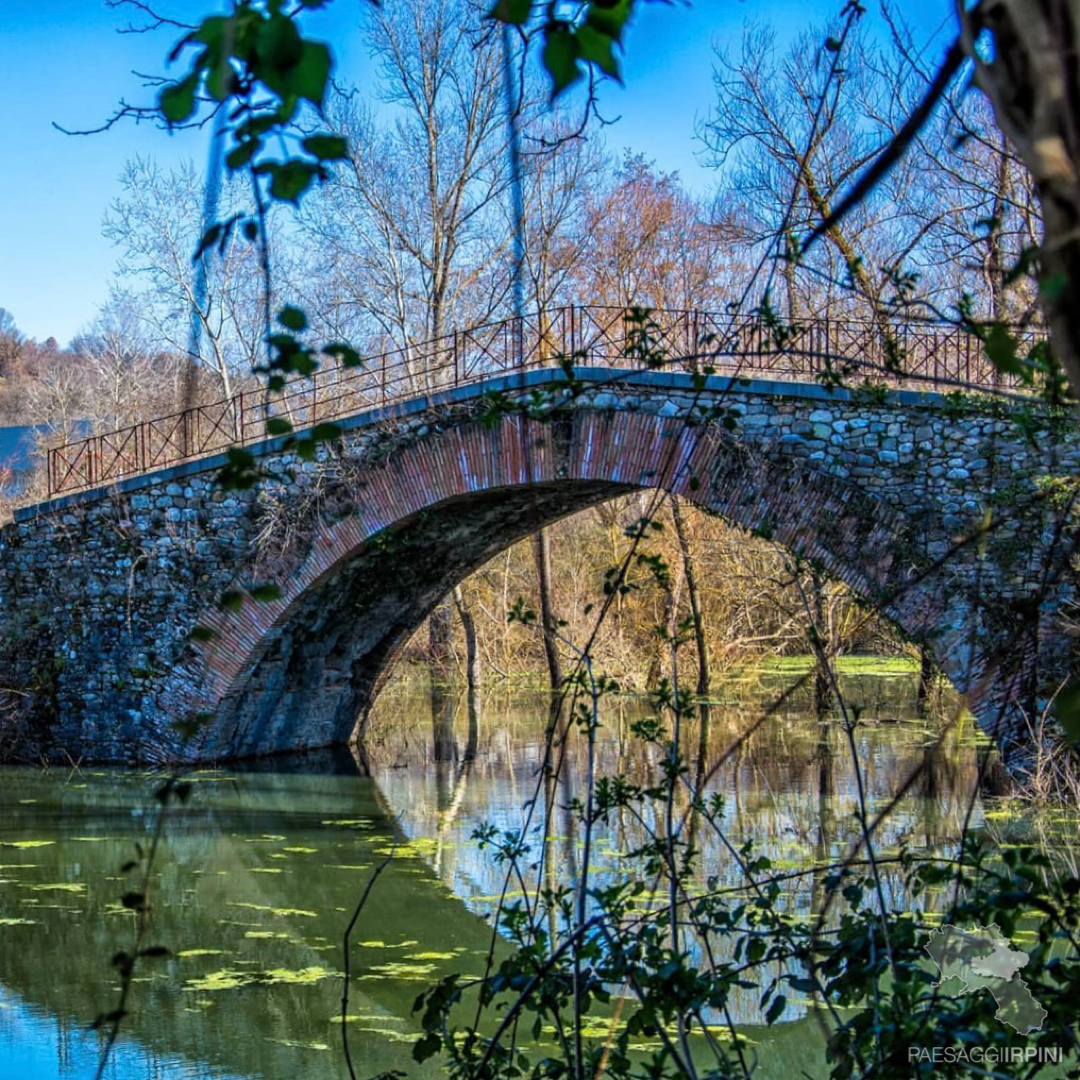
[1,365,1077,770]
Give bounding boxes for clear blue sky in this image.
[0,0,955,345]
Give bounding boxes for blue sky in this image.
[1,0,955,345]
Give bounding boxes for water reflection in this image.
[0,672,998,1079]
[367,676,986,923]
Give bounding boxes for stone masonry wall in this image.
[0,369,1075,766]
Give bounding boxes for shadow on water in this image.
[0,669,1015,1079]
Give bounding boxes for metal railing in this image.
[46,306,1042,495]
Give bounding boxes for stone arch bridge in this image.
[0,307,1076,770]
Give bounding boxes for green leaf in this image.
[266,416,293,436]
[225,139,260,170]
[286,40,332,108]
[984,323,1024,376]
[255,13,303,72]
[413,1032,442,1063]
[585,0,632,43]
[192,14,231,47]
[311,422,343,441]
[249,583,283,602]
[542,26,581,96]
[1040,272,1068,305]
[277,305,308,331]
[1054,680,1080,744]
[159,74,198,124]
[765,994,787,1024]
[302,134,347,160]
[188,625,218,643]
[323,343,363,368]
[193,224,222,261]
[219,590,244,613]
[171,712,211,741]
[268,160,317,204]
[575,23,620,78]
[488,0,532,23]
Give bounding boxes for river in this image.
[0,666,1019,1079]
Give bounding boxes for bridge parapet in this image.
[45,307,1041,496]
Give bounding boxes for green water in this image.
[0,675,1025,1079]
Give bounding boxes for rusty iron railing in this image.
[46,306,1044,495]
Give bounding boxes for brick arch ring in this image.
[158,407,1008,764]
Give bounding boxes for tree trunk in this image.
[428,601,452,683]
[809,568,831,717]
[452,584,481,757]
[671,498,710,698]
[533,528,563,695]
[917,645,935,712]
[964,1,1080,390]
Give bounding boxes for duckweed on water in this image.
[184,966,337,992]
[344,1025,417,1043]
[0,841,54,849]
[359,961,438,980]
[0,918,37,926]
[337,1013,406,1026]
[177,949,226,958]
[228,901,317,918]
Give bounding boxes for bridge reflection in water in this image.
[0,672,1001,1080]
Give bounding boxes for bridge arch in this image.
[167,403,969,763]
[5,368,1074,769]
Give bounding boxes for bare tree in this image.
[571,153,737,312]
[0,310,24,380]
[875,9,1043,324]
[71,292,190,430]
[701,19,913,319]
[103,158,268,403]
[299,0,513,371]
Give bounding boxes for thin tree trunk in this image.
[917,645,935,712]
[671,497,710,698]
[809,568,831,717]
[452,584,481,747]
[533,528,563,695]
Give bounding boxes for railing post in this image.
[453,331,459,385]
[237,392,245,443]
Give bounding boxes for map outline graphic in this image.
[923,922,1046,1034]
